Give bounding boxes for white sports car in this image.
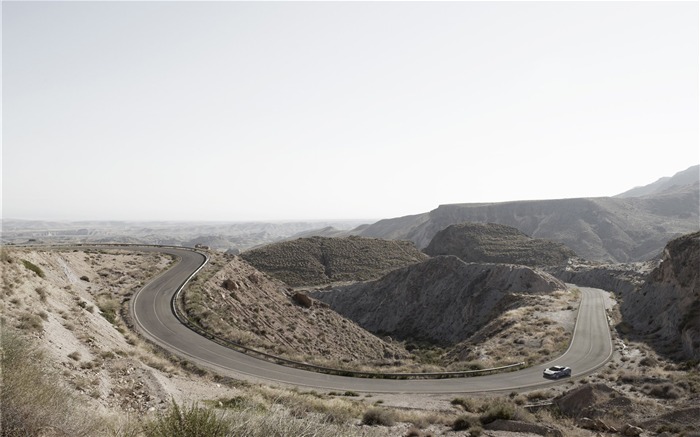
[543,365,571,379]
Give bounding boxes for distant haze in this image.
[2,1,698,221]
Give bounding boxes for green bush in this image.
[143,401,231,437]
[21,259,45,278]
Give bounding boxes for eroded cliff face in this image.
[623,232,700,360]
[311,256,566,346]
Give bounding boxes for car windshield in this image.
[548,366,564,371]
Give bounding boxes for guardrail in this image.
[170,250,526,380]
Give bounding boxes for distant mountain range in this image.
[352,165,699,263]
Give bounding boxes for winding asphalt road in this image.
[128,246,613,394]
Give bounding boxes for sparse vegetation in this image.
[478,399,516,424]
[1,241,697,437]
[1,328,98,436]
[17,311,44,332]
[21,259,45,278]
[241,236,428,287]
[142,401,232,437]
[362,407,396,426]
[97,296,121,324]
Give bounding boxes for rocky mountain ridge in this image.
[354,166,699,263]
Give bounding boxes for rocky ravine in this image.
[424,222,577,267]
[551,231,700,361]
[311,256,566,346]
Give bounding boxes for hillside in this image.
[4,247,698,436]
[424,222,577,267]
[311,256,566,346]
[240,236,428,287]
[183,254,410,370]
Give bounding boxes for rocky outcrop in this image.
[311,256,565,345]
[618,231,700,360]
[241,236,428,287]
[554,383,632,419]
[424,222,577,267]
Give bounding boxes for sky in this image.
[2,1,698,222]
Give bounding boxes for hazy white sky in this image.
[2,1,698,221]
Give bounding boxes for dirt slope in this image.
[184,255,410,369]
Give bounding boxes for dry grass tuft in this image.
[1,328,99,436]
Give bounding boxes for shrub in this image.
[451,397,477,412]
[643,382,681,399]
[361,407,396,426]
[525,390,549,401]
[17,312,44,332]
[453,414,478,431]
[97,297,120,324]
[468,426,483,436]
[35,286,48,302]
[21,259,45,278]
[479,400,515,424]
[143,401,232,437]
